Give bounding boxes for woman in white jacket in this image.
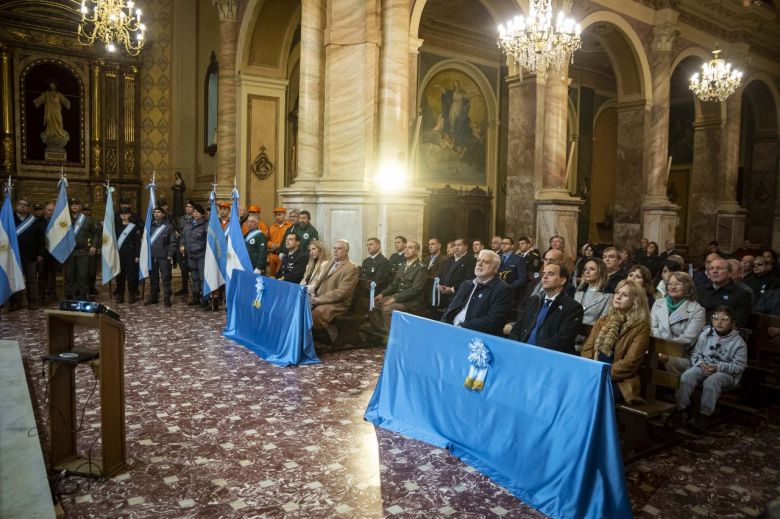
[651,271,706,374]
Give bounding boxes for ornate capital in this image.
[652,23,677,53]
[2,135,14,172]
[212,0,238,22]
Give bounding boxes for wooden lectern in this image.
[45,309,126,478]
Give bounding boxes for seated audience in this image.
[602,247,627,294]
[727,258,755,304]
[497,237,528,292]
[489,235,502,253]
[300,240,329,294]
[651,271,706,374]
[694,252,721,287]
[627,264,656,308]
[363,240,427,338]
[675,306,747,432]
[388,235,407,273]
[445,240,455,257]
[763,249,780,276]
[733,239,754,259]
[516,236,542,278]
[508,261,583,355]
[581,279,651,404]
[276,233,308,284]
[741,254,754,278]
[634,237,649,263]
[360,237,392,290]
[659,239,679,262]
[574,242,595,283]
[472,239,484,258]
[743,255,779,298]
[574,257,613,326]
[441,250,513,336]
[436,238,476,309]
[655,259,684,299]
[696,258,752,327]
[756,288,780,315]
[310,239,359,331]
[641,241,662,278]
[425,237,447,278]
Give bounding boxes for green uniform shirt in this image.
[71,213,101,256]
[245,229,268,272]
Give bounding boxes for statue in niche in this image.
[171,171,187,217]
[33,80,70,159]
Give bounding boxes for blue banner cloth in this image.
[364,312,632,519]
[223,269,320,367]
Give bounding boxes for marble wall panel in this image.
[688,125,721,256]
[613,106,645,248]
[505,77,537,241]
[247,95,279,221]
[328,208,362,253]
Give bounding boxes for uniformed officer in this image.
[516,236,542,279]
[115,207,141,303]
[276,233,308,284]
[12,196,45,310]
[144,206,177,307]
[182,203,208,307]
[360,237,392,291]
[82,203,101,296]
[174,199,194,297]
[244,214,268,274]
[64,197,101,300]
[283,209,318,254]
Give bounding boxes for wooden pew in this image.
[329,279,372,350]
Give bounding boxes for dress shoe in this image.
[129,295,137,304]
[116,296,125,304]
[164,295,172,307]
[144,298,159,306]
[174,288,189,296]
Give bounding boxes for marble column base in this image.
[279,186,427,252]
[641,201,679,246]
[535,194,583,260]
[716,208,746,253]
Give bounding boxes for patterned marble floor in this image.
[2,287,779,518]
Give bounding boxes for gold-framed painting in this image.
[418,69,487,186]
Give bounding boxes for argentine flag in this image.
[0,188,26,305]
[101,186,121,284]
[45,177,76,263]
[203,191,227,297]
[225,187,253,286]
[138,181,157,281]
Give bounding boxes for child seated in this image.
[675,305,747,431]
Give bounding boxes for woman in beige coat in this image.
[581,279,651,404]
[300,240,329,294]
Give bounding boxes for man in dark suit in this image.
[436,238,476,309]
[12,197,45,310]
[497,236,528,292]
[276,233,308,284]
[442,250,512,336]
[602,246,627,294]
[659,239,680,263]
[388,235,407,273]
[360,237,393,291]
[425,237,448,278]
[509,261,583,355]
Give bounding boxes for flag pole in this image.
[105,176,112,305]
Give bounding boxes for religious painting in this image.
[22,60,83,164]
[418,69,487,185]
[204,51,218,156]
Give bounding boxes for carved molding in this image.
[212,0,238,22]
[652,23,678,53]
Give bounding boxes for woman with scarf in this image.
[581,279,651,404]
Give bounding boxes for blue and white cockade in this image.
[464,338,492,392]
[252,275,266,309]
[369,280,377,310]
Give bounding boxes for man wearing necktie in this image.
[441,249,513,336]
[508,260,583,355]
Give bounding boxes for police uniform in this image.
[175,213,193,295]
[182,210,207,306]
[276,247,308,284]
[64,201,101,300]
[145,211,178,306]
[115,216,141,303]
[244,228,268,273]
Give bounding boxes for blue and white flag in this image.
[225,187,253,287]
[0,187,26,305]
[101,186,121,284]
[138,180,157,281]
[203,190,227,297]
[45,177,76,263]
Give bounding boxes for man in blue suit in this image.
[441,250,513,336]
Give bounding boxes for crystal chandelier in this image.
[77,0,147,56]
[497,0,582,74]
[689,45,742,102]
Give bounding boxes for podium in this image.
[45,309,127,478]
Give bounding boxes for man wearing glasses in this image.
[743,256,779,298]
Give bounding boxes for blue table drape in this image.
[223,270,320,366]
[364,312,632,519]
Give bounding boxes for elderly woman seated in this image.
[581,279,651,404]
[651,271,706,375]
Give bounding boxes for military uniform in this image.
[388,251,405,273]
[360,253,392,291]
[244,228,268,273]
[64,211,101,300]
[145,217,178,305]
[276,247,308,284]
[84,208,101,295]
[364,259,427,335]
[175,213,193,295]
[13,213,45,309]
[37,214,58,302]
[182,216,207,306]
[115,219,141,303]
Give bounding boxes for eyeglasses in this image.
[711,314,732,322]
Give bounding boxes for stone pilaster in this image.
[642,20,679,245]
[212,0,238,198]
[715,90,746,252]
[688,116,722,256]
[297,0,326,183]
[615,101,650,247]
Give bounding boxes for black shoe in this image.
[116,296,125,304]
[691,414,710,434]
[187,296,201,306]
[164,295,172,307]
[144,298,159,306]
[174,288,188,296]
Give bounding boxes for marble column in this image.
[688,116,722,256]
[614,102,648,247]
[642,21,679,245]
[748,132,780,249]
[212,0,238,198]
[536,67,581,260]
[297,0,326,183]
[0,45,14,173]
[377,0,410,182]
[715,91,746,252]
